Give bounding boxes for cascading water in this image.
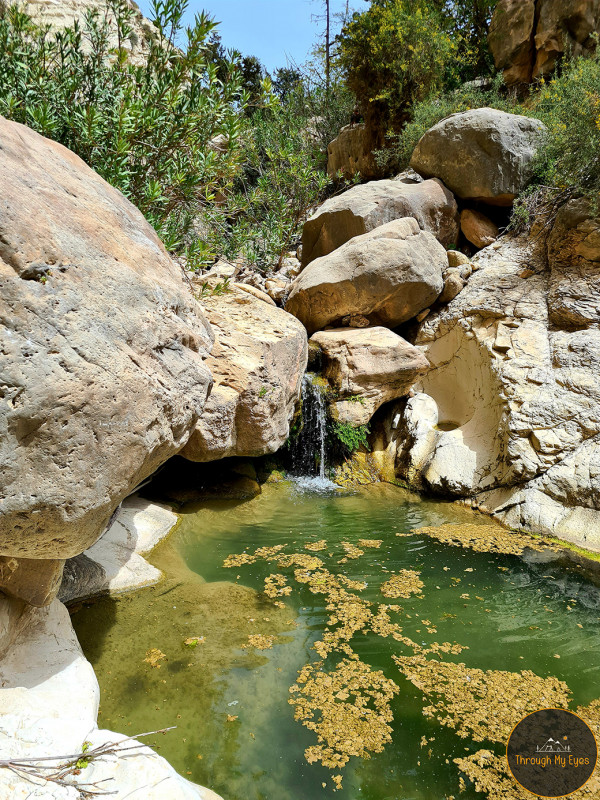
[287,373,337,491]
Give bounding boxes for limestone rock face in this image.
[19,0,156,66]
[310,327,429,426]
[410,109,545,206]
[287,218,446,334]
[0,117,213,560]
[489,0,600,85]
[301,178,458,267]
[181,288,308,461]
[0,596,220,799]
[547,198,600,328]
[327,123,379,180]
[396,233,600,548]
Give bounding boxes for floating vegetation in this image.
[242,634,276,650]
[263,574,292,598]
[143,648,167,668]
[394,653,571,743]
[289,658,400,774]
[183,637,204,648]
[413,523,561,557]
[380,570,424,599]
[220,514,598,798]
[305,540,327,552]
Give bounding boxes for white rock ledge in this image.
[59,496,179,605]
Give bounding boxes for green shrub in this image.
[330,421,370,458]
[0,0,252,268]
[338,0,459,140]
[529,55,600,197]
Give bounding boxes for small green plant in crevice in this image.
[75,741,91,771]
[330,420,371,458]
[195,278,232,299]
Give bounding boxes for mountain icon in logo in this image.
[536,736,571,753]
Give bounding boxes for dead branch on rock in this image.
[0,726,176,797]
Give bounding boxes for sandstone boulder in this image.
[58,496,178,605]
[181,288,308,461]
[410,109,545,206]
[489,0,600,85]
[396,233,600,547]
[327,123,379,180]
[310,327,429,426]
[488,0,537,85]
[0,117,213,560]
[301,178,458,267]
[461,209,499,248]
[286,218,446,334]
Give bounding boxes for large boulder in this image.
[0,117,213,561]
[181,287,308,461]
[395,232,600,548]
[0,595,220,799]
[327,123,379,180]
[410,108,545,206]
[310,327,429,426]
[301,178,458,267]
[286,218,446,335]
[489,0,600,85]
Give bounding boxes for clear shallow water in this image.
[72,483,600,800]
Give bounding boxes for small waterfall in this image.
[288,373,337,490]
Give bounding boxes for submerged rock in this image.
[0,117,213,562]
[181,287,308,461]
[0,595,220,799]
[410,108,545,206]
[301,177,458,267]
[310,327,429,426]
[287,218,446,335]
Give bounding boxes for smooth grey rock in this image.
[301,177,458,267]
[287,218,446,335]
[0,117,213,560]
[410,108,545,206]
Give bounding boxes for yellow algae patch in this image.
[263,573,292,598]
[393,654,571,744]
[143,648,167,668]
[289,657,400,777]
[305,540,327,552]
[338,541,365,563]
[358,539,383,549]
[380,570,424,599]
[242,634,276,650]
[413,523,560,557]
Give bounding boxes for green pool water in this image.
[72,482,600,800]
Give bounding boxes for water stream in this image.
[72,482,600,800]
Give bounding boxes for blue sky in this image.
[136,1,357,73]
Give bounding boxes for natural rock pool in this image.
[72,483,600,800]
